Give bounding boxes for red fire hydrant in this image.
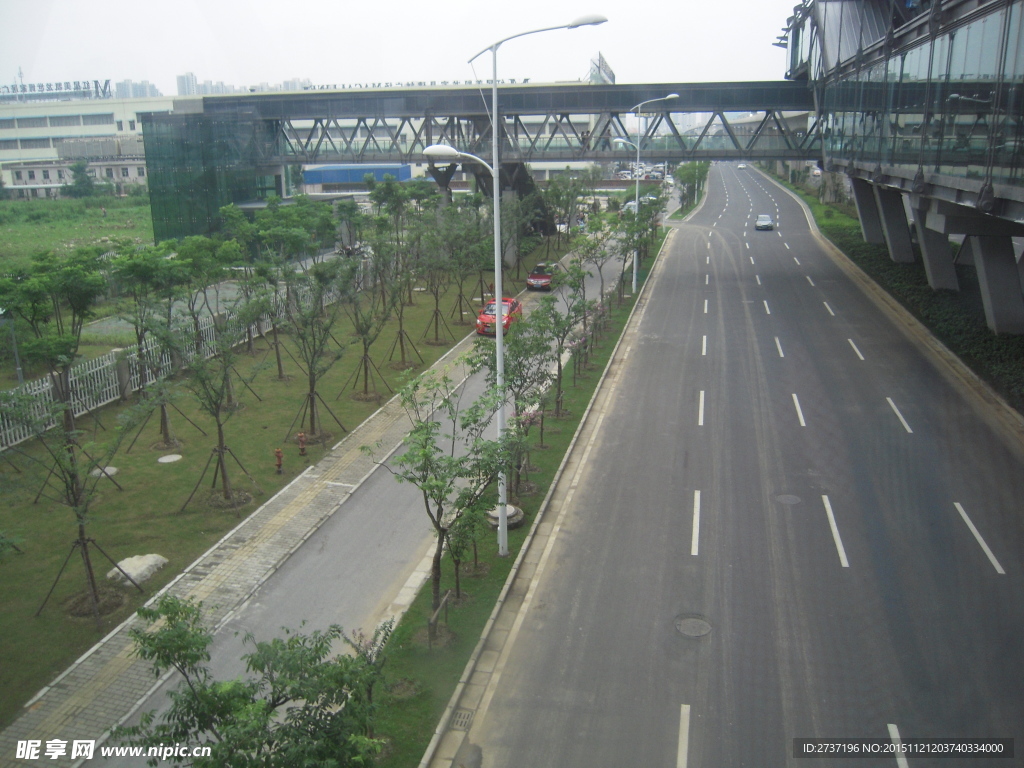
[274,447,283,474]
[297,432,307,457]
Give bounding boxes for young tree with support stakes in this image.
[339,250,398,403]
[114,594,384,766]
[281,259,352,442]
[367,368,504,612]
[1,387,152,628]
[168,293,267,512]
[470,315,554,497]
[444,195,491,323]
[0,248,152,626]
[113,241,196,450]
[530,262,592,417]
[574,214,618,308]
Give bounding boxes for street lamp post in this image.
[615,93,677,294]
[426,14,606,557]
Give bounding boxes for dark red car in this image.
[476,297,522,335]
[526,262,560,291]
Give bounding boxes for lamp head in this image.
[567,14,608,28]
[423,144,461,162]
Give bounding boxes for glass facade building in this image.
[142,111,278,242]
[788,0,1024,192]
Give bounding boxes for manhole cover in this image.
[157,454,183,464]
[675,615,712,638]
[776,494,801,506]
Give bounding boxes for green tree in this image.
[371,368,504,611]
[64,161,95,198]
[530,261,591,416]
[0,249,151,622]
[115,595,382,767]
[471,315,554,496]
[282,259,352,439]
[112,241,185,447]
[167,291,266,509]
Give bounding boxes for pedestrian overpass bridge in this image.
[152,80,819,170]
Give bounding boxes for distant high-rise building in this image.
[176,72,198,96]
[116,79,163,99]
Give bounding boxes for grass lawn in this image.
[0,197,154,274]
[0,240,571,729]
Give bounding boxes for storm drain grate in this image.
[450,708,474,731]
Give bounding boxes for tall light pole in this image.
[427,14,606,557]
[615,93,677,293]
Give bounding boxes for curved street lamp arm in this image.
[468,15,607,62]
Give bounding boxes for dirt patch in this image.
[386,677,422,700]
[64,585,126,618]
[205,489,254,511]
[350,392,384,403]
[514,481,540,497]
[291,431,334,446]
[464,562,491,579]
[150,439,183,452]
[387,361,419,371]
[412,623,457,647]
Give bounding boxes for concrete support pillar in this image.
[873,186,915,263]
[113,349,133,401]
[850,177,885,244]
[913,204,959,291]
[972,235,1024,334]
[955,236,974,266]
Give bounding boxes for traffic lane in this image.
[472,217,802,767]
[719,176,1024,748]
[766,335,1024,747]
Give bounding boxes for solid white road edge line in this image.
[954,502,1006,574]
[822,495,850,567]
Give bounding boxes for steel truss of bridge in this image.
[186,81,820,166]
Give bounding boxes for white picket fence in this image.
[0,311,275,450]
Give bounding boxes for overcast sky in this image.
[3,0,795,96]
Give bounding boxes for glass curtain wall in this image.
[143,111,260,242]
[821,0,1024,186]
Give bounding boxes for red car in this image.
[476,298,522,335]
[526,262,560,291]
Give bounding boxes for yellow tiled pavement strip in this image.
[0,336,477,768]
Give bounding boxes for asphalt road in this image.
[467,164,1024,767]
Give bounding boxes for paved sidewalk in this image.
[0,332,479,768]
